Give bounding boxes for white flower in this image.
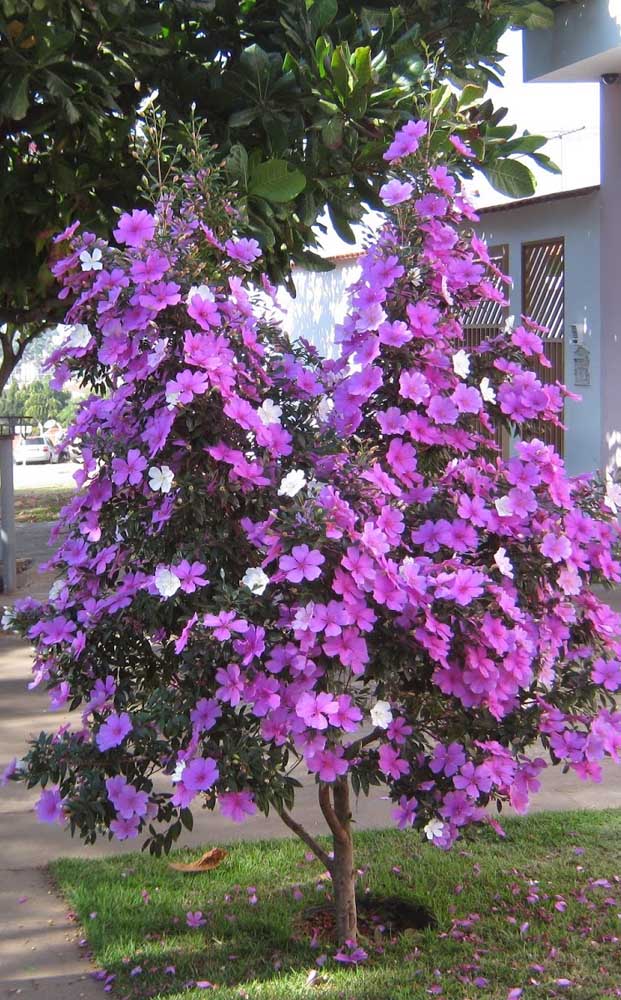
[503,314,515,334]
[370,700,393,729]
[604,479,621,515]
[424,819,445,842]
[165,388,180,408]
[171,761,186,783]
[48,579,67,601]
[187,283,213,303]
[79,248,103,272]
[147,337,169,370]
[452,349,470,379]
[480,377,496,403]
[154,567,181,598]
[257,399,282,426]
[67,324,92,348]
[317,396,334,423]
[278,469,307,498]
[241,567,270,595]
[148,465,174,494]
[494,547,514,579]
[1,607,15,630]
[494,496,512,518]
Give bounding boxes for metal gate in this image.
[521,237,565,456]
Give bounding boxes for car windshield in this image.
[24,437,45,445]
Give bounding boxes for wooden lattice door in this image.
[521,237,565,456]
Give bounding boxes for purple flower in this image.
[35,787,65,824]
[182,757,219,792]
[279,545,325,583]
[225,238,261,265]
[174,559,209,594]
[383,120,427,161]
[186,910,207,928]
[392,795,417,829]
[592,657,621,691]
[449,134,476,159]
[110,815,140,840]
[219,790,257,823]
[113,209,156,247]
[379,179,414,207]
[96,712,133,752]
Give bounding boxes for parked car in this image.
[13,436,52,464]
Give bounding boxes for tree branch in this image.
[318,783,349,846]
[343,727,382,760]
[277,807,332,870]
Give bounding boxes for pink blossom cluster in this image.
[4,123,621,858]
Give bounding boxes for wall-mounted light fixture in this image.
[570,321,587,345]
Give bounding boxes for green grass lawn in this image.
[51,810,621,1000]
[14,486,75,523]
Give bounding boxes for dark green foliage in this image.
[1,0,565,386]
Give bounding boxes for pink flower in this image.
[541,532,572,564]
[35,787,65,824]
[204,611,248,641]
[174,559,209,593]
[139,281,181,312]
[592,658,621,691]
[383,120,427,161]
[110,815,140,840]
[392,794,417,829]
[215,663,245,706]
[449,134,476,159]
[113,209,156,247]
[306,746,349,782]
[111,448,147,487]
[296,691,339,730]
[190,698,222,732]
[188,293,221,330]
[225,238,261,265]
[378,744,409,779]
[379,179,414,207]
[112,783,149,819]
[219,790,257,823]
[96,712,132,751]
[182,757,219,792]
[279,545,325,583]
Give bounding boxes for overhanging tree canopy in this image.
[1,0,566,387]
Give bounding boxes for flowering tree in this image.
[4,124,621,947]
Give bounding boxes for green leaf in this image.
[457,83,486,110]
[352,46,372,87]
[321,115,344,149]
[248,159,306,202]
[328,203,356,244]
[0,72,29,120]
[226,144,249,186]
[293,249,334,272]
[308,0,338,34]
[330,46,352,100]
[481,158,537,200]
[228,108,258,128]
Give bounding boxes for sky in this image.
[319,29,601,254]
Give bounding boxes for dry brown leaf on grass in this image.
[168,847,228,872]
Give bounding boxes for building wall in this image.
[524,0,621,82]
[478,190,601,476]
[278,260,361,358]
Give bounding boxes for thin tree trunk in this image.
[319,776,358,944]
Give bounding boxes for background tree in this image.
[1,0,566,390]
[0,376,76,425]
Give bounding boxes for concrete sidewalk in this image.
[2,524,621,997]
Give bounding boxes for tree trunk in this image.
[329,777,358,945]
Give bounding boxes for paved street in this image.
[13,461,80,492]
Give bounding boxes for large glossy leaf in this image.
[248,160,307,202]
[481,158,537,199]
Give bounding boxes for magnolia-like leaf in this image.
[481,158,536,200]
[248,160,306,202]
